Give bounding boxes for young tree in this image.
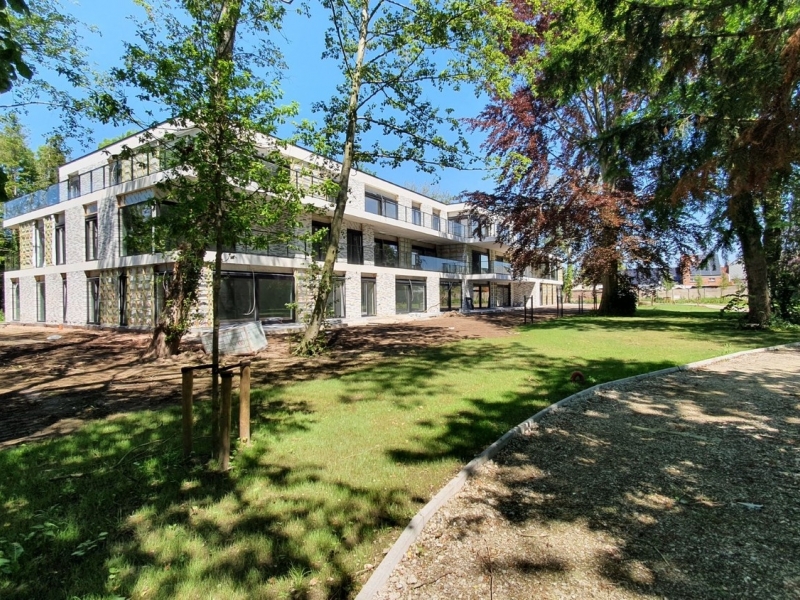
[114,0,304,459]
[296,0,511,353]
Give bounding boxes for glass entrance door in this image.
[472,284,490,309]
[439,282,462,311]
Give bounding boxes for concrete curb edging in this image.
[355,341,800,600]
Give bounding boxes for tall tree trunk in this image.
[762,189,784,311]
[209,0,239,459]
[298,0,370,355]
[729,192,771,325]
[598,264,619,314]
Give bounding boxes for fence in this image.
[181,361,251,470]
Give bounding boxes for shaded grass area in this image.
[0,307,796,599]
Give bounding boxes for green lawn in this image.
[1,306,796,599]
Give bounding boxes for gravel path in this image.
[373,346,800,600]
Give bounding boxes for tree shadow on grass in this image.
[0,395,410,600]
[523,307,799,348]
[427,351,800,598]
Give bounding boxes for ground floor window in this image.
[62,275,68,322]
[361,278,376,316]
[472,284,490,309]
[327,277,346,318]
[496,285,511,307]
[396,279,426,314]
[36,279,45,322]
[87,278,100,324]
[219,273,294,323]
[11,280,20,321]
[439,281,462,311]
[119,274,128,326]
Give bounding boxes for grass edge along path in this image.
[0,306,797,600]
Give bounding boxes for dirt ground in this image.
[0,310,548,448]
[374,346,800,600]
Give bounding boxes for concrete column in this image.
[426,274,439,313]
[376,272,395,316]
[67,270,88,325]
[45,273,63,323]
[345,271,361,318]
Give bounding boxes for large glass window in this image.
[311,221,330,262]
[68,173,81,199]
[412,205,422,226]
[411,245,435,270]
[55,214,66,265]
[396,280,426,314]
[365,191,398,219]
[62,275,67,322]
[218,273,295,322]
[327,277,346,318]
[497,285,511,307]
[119,274,128,326]
[32,220,44,267]
[85,204,98,261]
[87,278,100,324]
[375,239,398,267]
[120,202,155,256]
[440,282,462,311]
[347,229,363,265]
[472,284,491,309]
[472,250,490,274]
[36,279,45,322]
[361,278,376,316]
[257,276,294,321]
[11,280,20,321]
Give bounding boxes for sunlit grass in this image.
[0,306,796,599]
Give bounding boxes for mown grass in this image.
[0,306,796,599]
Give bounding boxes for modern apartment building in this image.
[2,129,562,330]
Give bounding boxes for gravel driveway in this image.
[374,346,800,600]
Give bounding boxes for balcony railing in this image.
[363,201,497,241]
[415,255,466,274]
[4,148,330,221]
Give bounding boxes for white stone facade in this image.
[3,133,561,329]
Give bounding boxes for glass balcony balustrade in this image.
[4,148,330,220]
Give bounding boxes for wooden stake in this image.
[239,362,251,444]
[180,367,194,459]
[219,371,233,471]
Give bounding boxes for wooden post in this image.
[219,371,233,471]
[181,367,194,459]
[239,362,251,444]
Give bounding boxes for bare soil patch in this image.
[374,347,800,600]
[0,310,543,448]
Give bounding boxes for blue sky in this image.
[18,0,496,198]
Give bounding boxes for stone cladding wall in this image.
[376,272,395,316]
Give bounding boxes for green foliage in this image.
[113,0,305,357]
[96,129,139,150]
[562,264,575,302]
[0,0,32,94]
[604,277,637,316]
[1,0,113,143]
[297,0,513,352]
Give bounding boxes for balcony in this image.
[363,199,497,241]
[4,148,328,221]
